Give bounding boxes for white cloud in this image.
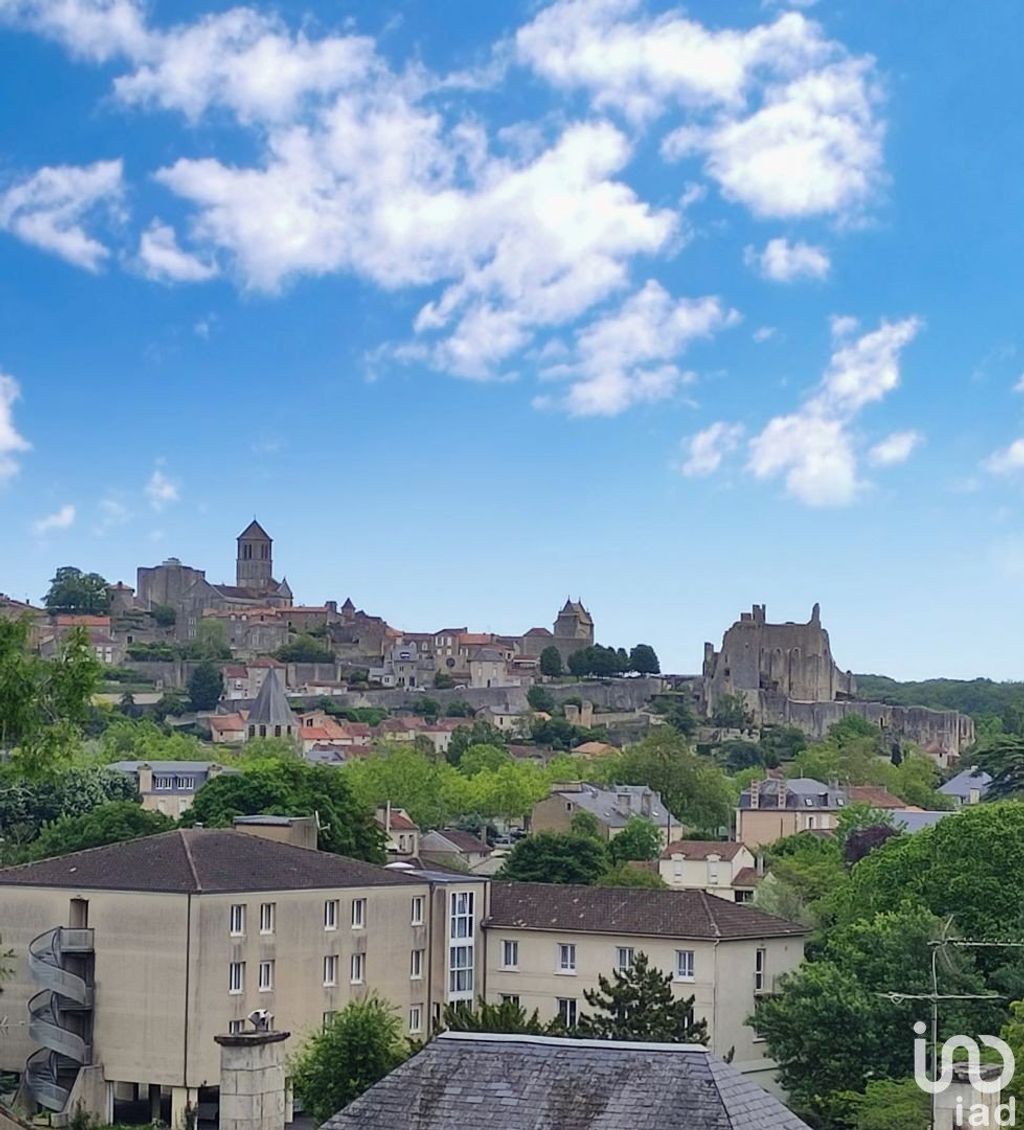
[1013,373,1024,393]
[96,496,131,532]
[868,429,921,467]
[744,317,921,505]
[32,503,76,534]
[0,0,149,62]
[753,325,777,343]
[0,159,124,270]
[745,236,829,281]
[518,2,884,220]
[681,422,745,476]
[538,279,739,416]
[985,439,1024,476]
[138,221,217,282]
[145,466,180,510]
[0,372,31,482]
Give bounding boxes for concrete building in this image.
[658,841,760,903]
[0,830,486,1126]
[321,1032,811,1130]
[530,782,684,845]
[484,882,806,1083]
[106,761,236,818]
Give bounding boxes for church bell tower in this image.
[236,520,273,592]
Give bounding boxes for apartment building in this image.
[658,840,760,902]
[483,882,806,1083]
[0,830,485,1127]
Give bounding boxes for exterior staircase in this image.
[24,928,94,1117]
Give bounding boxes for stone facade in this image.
[703,604,974,761]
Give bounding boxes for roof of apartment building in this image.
[0,829,424,894]
[421,829,492,855]
[321,1032,811,1130]
[738,776,847,811]
[659,840,747,861]
[846,785,906,808]
[487,882,805,940]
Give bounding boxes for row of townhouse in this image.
[0,826,805,1126]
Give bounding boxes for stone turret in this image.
[245,668,297,741]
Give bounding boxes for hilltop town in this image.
[0,519,1017,1130]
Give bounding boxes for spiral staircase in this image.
[24,927,94,1118]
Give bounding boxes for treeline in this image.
[856,673,1024,732]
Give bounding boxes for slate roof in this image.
[552,783,679,827]
[0,829,423,893]
[247,667,297,729]
[320,1032,811,1130]
[238,519,271,541]
[487,882,806,940]
[890,808,958,833]
[939,767,993,801]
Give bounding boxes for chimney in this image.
[756,853,765,877]
[640,791,652,818]
[215,1022,291,1130]
[137,762,153,796]
[749,780,760,810]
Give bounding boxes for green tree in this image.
[974,735,1024,800]
[43,566,111,614]
[187,618,231,661]
[458,744,512,775]
[569,809,602,839]
[0,620,100,776]
[447,721,507,764]
[290,995,407,1124]
[839,1079,930,1130]
[651,695,697,739]
[834,802,896,848]
[440,997,556,1035]
[628,644,660,675]
[607,816,661,866]
[710,693,754,729]
[151,603,177,628]
[183,759,384,862]
[346,746,473,828]
[409,697,441,722]
[597,729,732,833]
[576,952,708,1043]
[527,685,556,713]
[498,832,608,884]
[187,661,224,711]
[275,633,333,663]
[31,800,174,859]
[539,646,563,677]
[596,864,667,889]
[444,700,474,718]
[433,672,454,689]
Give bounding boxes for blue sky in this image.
[1,0,1023,680]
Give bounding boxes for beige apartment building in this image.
[483,882,806,1084]
[0,830,486,1127]
[735,777,848,848]
[658,840,760,902]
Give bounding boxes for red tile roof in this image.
[846,786,905,809]
[660,841,746,861]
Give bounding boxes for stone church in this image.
[136,521,292,640]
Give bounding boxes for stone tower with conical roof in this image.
[236,519,273,593]
[246,667,298,741]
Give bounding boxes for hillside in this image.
[855,674,1024,724]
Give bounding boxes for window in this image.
[557,944,576,973]
[449,945,474,994]
[411,896,424,926]
[324,900,338,931]
[351,898,366,929]
[755,948,767,993]
[707,860,720,885]
[616,947,634,971]
[500,994,520,1006]
[450,891,474,939]
[557,997,577,1027]
[673,859,683,879]
[176,775,196,791]
[258,960,274,992]
[409,1006,423,1033]
[323,955,338,987]
[735,890,753,904]
[259,903,275,935]
[675,950,695,982]
[228,962,245,994]
[323,1011,337,1030]
[350,952,365,984]
[501,940,519,970]
[410,949,424,980]
[229,904,245,937]
[228,1019,244,1035]
[154,775,173,791]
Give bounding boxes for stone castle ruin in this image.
[702,604,974,763]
